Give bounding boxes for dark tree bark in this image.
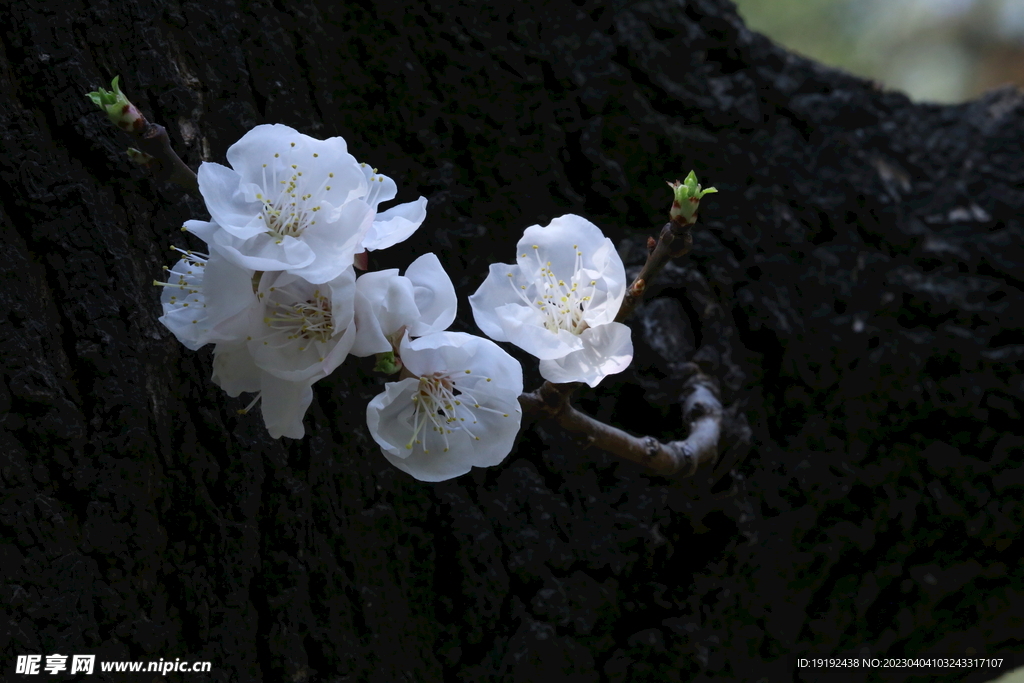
[2,0,1022,681]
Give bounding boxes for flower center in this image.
[404,372,510,454]
[511,244,597,336]
[255,154,337,242]
[263,289,333,343]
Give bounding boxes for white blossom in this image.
[155,247,257,350]
[248,267,358,382]
[351,252,457,357]
[190,124,427,283]
[469,214,633,387]
[194,124,372,283]
[366,332,523,481]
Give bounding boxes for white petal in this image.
[289,200,373,283]
[197,163,266,240]
[358,164,398,210]
[211,343,262,396]
[406,331,524,395]
[225,124,313,184]
[538,322,633,387]
[158,251,258,350]
[377,276,420,337]
[158,309,207,351]
[519,214,606,283]
[404,252,457,337]
[260,374,315,439]
[202,252,260,339]
[361,197,428,251]
[386,384,521,481]
[354,269,400,310]
[352,288,391,357]
[382,400,520,482]
[366,378,420,457]
[469,262,520,342]
[183,219,219,245]
[399,331,472,378]
[351,270,400,357]
[580,242,627,327]
[326,267,357,332]
[209,229,316,273]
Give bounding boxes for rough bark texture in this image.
[2,0,1022,681]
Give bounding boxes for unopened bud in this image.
[86,76,145,132]
[668,170,717,225]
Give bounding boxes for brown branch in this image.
[519,212,725,478]
[125,117,200,196]
[519,369,722,477]
[616,218,695,325]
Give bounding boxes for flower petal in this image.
[538,322,633,387]
[211,342,262,396]
[197,162,266,240]
[351,269,400,357]
[209,229,316,273]
[227,124,366,204]
[289,200,374,283]
[250,269,358,381]
[361,196,428,251]
[469,262,520,342]
[366,378,420,457]
[260,374,315,439]
[404,252,457,337]
[358,164,398,210]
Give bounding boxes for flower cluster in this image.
[155,124,638,481]
[157,124,449,440]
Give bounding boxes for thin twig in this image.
[126,118,200,196]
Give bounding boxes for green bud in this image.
[668,170,717,224]
[86,76,144,132]
[373,351,402,375]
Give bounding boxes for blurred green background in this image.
[733,0,1024,103]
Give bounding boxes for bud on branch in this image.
[668,170,717,226]
[86,76,145,132]
[86,76,199,195]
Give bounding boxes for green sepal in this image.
[86,76,142,130]
[373,351,402,375]
[86,76,126,113]
[669,170,717,223]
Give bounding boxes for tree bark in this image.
[1,0,1022,681]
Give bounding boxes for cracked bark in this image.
[3,0,1023,680]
